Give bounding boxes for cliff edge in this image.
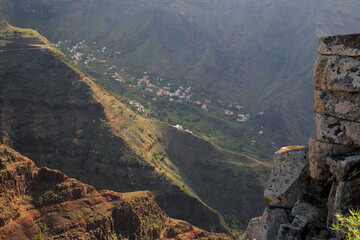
[242,34,360,240]
[0,144,231,240]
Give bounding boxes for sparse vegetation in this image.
[331,209,360,240]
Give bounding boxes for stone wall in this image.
[242,34,360,240]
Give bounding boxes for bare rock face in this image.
[327,154,360,181]
[256,207,291,240]
[327,178,360,228]
[308,138,357,180]
[264,146,309,208]
[291,202,319,226]
[314,90,360,122]
[243,33,360,240]
[314,55,360,93]
[318,34,360,57]
[315,113,360,146]
[0,145,231,240]
[243,217,262,240]
[333,179,360,215]
[276,224,302,240]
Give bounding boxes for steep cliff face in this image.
[0,144,231,240]
[242,34,360,240]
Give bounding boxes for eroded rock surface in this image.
[243,217,262,240]
[318,34,360,57]
[243,33,360,240]
[0,145,231,240]
[327,154,360,181]
[255,207,291,240]
[264,146,308,208]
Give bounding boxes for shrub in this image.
[331,209,360,240]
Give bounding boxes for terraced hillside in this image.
[0,21,269,232]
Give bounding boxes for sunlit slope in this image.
[0,20,269,232]
[4,0,360,150]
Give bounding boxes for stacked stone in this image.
[244,145,318,240]
[242,34,360,240]
[312,34,360,226]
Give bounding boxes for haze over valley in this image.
[0,0,360,239]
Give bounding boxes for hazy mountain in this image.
[2,0,360,155]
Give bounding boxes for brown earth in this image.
[0,144,231,240]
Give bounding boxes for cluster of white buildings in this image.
[173,124,194,135]
[129,100,145,112]
[57,40,270,132]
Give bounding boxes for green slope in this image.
[0,20,269,233]
[2,0,359,160]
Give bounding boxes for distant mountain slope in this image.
[2,0,360,152]
[0,144,232,240]
[0,20,269,232]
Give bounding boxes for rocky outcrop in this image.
[242,33,360,240]
[264,146,308,208]
[0,145,231,240]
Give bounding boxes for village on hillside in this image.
[54,40,273,147]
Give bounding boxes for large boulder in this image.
[276,202,319,240]
[276,224,301,240]
[333,179,360,215]
[264,146,309,208]
[314,55,360,93]
[314,90,360,122]
[317,34,360,57]
[256,207,291,240]
[308,138,358,180]
[291,202,319,229]
[326,154,360,181]
[315,114,360,146]
[242,216,262,240]
[327,179,360,227]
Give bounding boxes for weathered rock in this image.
[315,114,360,146]
[308,138,358,180]
[314,90,360,122]
[306,230,330,240]
[256,207,291,240]
[246,33,360,240]
[276,224,301,240]
[264,146,309,208]
[327,181,339,226]
[327,154,360,181]
[274,203,319,240]
[314,55,360,93]
[242,216,262,240]
[333,179,360,215]
[291,202,319,227]
[318,34,360,57]
[327,179,360,228]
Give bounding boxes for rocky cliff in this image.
[0,144,231,240]
[242,34,360,240]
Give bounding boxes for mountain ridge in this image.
[0,20,269,232]
[3,0,359,160]
[0,144,232,240]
